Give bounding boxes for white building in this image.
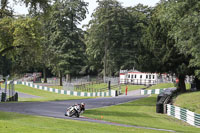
[120,69,193,85]
[119,69,170,85]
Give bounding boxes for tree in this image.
[0,16,44,75]
[158,0,200,90]
[45,0,88,85]
[0,0,13,18]
[0,0,50,78]
[85,0,137,81]
[137,2,193,92]
[0,0,50,54]
[123,4,152,70]
[12,17,44,73]
[0,0,50,18]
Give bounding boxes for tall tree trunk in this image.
[43,67,47,83]
[177,75,186,92]
[103,23,109,83]
[59,70,62,86]
[104,42,108,83]
[66,74,71,82]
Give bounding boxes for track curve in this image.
[0,91,176,132]
[0,95,147,119]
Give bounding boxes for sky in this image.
[11,0,160,26]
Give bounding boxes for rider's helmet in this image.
[81,102,85,108]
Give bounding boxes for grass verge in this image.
[174,91,200,114]
[14,85,90,102]
[83,95,200,133]
[0,111,168,133]
[147,83,175,90]
[48,86,63,90]
[147,83,191,90]
[48,84,145,94]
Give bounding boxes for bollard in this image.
[108,81,111,91]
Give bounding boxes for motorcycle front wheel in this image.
[68,109,76,117]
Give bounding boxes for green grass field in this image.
[174,91,200,114]
[0,111,168,133]
[50,83,108,92]
[48,86,63,90]
[147,83,175,90]
[83,95,200,133]
[49,83,145,94]
[147,83,191,90]
[14,85,90,102]
[86,83,108,89]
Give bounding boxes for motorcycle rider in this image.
[75,103,85,117]
[80,102,85,112]
[65,103,85,117]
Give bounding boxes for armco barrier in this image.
[8,81,116,97]
[141,89,166,95]
[167,104,200,127]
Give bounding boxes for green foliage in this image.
[158,0,200,78]
[0,0,13,18]
[0,0,50,76]
[0,56,11,76]
[0,16,43,74]
[0,17,13,55]
[85,1,150,76]
[136,2,195,92]
[45,0,88,79]
[19,0,50,14]
[86,0,125,76]
[0,0,50,15]
[12,17,43,73]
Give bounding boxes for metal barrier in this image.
[153,87,200,127]
[141,89,166,95]
[9,81,118,97]
[167,104,200,127]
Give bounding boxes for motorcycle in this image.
[65,103,85,118]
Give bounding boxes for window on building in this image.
[131,75,134,79]
[153,75,155,79]
[140,75,142,79]
[135,75,137,79]
[128,74,130,78]
[149,75,151,79]
[146,75,148,79]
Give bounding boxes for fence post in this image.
[108,81,111,91]
[119,84,121,94]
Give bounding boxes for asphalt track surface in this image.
[0,95,147,118]
[0,91,176,132]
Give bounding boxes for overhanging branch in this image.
[0,45,27,56]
